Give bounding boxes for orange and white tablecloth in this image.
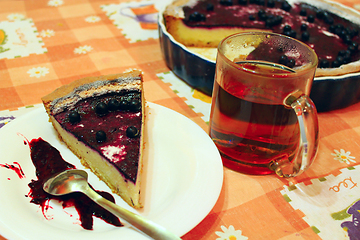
[1,0,360,239]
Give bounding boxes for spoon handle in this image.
[84,186,181,240]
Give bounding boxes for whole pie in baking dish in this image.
[42,70,145,209]
[163,0,360,77]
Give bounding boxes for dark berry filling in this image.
[182,0,360,69]
[27,137,122,230]
[54,91,142,183]
[246,43,300,68]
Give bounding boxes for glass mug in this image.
[209,32,319,178]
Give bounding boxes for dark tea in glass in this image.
[209,33,319,177]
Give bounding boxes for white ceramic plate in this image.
[0,102,223,240]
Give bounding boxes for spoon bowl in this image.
[43,169,89,196]
[43,169,181,240]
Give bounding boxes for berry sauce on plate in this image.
[183,0,360,68]
[27,137,123,230]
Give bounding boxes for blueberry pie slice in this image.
[163,0,360,77]
[42,70,145,209]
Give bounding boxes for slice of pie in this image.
[163,0,360,77]
[42,70,145,209]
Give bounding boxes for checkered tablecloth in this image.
[1,0,360,239]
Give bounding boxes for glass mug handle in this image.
[270,92,319,178]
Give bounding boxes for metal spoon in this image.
[43,169,181,240]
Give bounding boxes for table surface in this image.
[1,0,360,239]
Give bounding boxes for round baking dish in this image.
[158,0,360,112]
